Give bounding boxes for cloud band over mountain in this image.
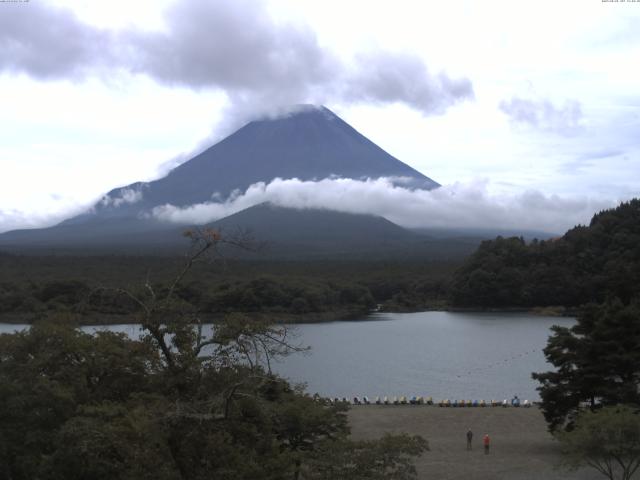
[151,177,614,234]
[0,0,473,122]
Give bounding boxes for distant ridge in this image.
[0,202,483,260]
[203,203,479,260]
[209,202,420,257]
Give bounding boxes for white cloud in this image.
[151,177,617,234]
[499,96,584,136]
[0,0,473,124]
[0,200,92,233]
[100,186,144,207]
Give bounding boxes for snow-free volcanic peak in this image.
[95,104,439,218]
[0,105,440,253]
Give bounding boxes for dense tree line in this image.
[0,276,374,320]
[451,199,640,308]
[0,256,457,322]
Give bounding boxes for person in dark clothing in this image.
[466,429,473,450]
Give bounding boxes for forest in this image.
[2,200,640,324]
[0,254,456,324]
[1,200,639,326]
[450,199,640,309]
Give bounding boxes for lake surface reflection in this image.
[0,311,573,401]
[272,311,574,401]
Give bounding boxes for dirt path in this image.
[348,405,602,480]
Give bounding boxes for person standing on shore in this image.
[483,434,490,454]
[466,429,473,450]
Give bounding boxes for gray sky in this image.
[0,0,638,233]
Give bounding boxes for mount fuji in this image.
[0,106,443,256]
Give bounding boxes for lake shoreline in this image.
[0,307,369,326]
[0,304,577,326]
[446,305,579,317]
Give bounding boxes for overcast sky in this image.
[0,0,638,233]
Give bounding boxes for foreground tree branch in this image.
[0,228,427,480]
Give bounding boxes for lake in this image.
[272,311,574,401]
[0,311,573,401]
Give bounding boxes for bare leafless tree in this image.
[110,228,306,407]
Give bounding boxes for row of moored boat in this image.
[328,396,533,407]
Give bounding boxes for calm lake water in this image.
[0,311,573,401]
[272,311,574,401]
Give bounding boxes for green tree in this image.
[306,433,428,480]
[0,321,161,479]
[0,229,427,479]
[533,300,640,431]
[556,405,640,480]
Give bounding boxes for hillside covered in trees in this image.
[3,199,639,321]
[451,199,640,308]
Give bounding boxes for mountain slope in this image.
[0,218,183,253]
[0,105,440,254]
[207,203,484,260]
[210,203,419,256]
[0,204,427,258]
[93,105,438,219]
[0,202,483,260]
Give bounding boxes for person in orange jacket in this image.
[483,434,490,454]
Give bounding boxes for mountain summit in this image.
[0,105,440,253]
[95,105,438,219]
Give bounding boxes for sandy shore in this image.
[348,405,601,480]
